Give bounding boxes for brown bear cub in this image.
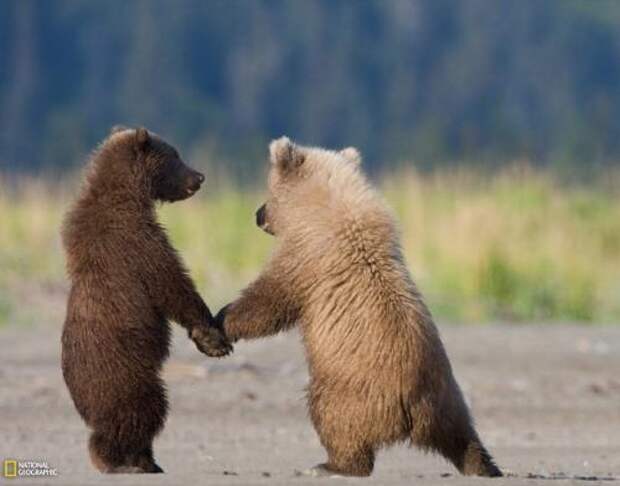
[218,137,501,478]
[61,127,232,474]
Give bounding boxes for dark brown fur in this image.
[218,137,501,478]
[61,127,232,474]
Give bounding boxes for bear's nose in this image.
[256,204,266,227]
[187,172,205,192]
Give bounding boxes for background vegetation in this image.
[1,167,619,327]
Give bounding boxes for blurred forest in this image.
[1,0,620,175]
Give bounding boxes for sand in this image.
[1,323,619,485]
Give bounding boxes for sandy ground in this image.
[1,323,619,485]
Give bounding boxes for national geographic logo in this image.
[3,460,17,478]
[3,459,58,478]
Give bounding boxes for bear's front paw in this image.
[190,325,233,357]
[214,304,239,343]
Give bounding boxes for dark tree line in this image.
[1,0,620,174]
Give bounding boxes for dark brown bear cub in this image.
[61,127,232,474]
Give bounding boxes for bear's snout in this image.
[186,171,205,195]
[256,204,274,235]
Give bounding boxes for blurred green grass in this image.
[1,167,619,327]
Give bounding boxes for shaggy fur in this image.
[218,137,502,477]
[61,127,232,474]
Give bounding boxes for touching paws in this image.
[214,304,239,343]
[190,325,233,357]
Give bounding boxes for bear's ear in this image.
[134,127,150,153]
[340,147,362,166]
[110,124,129,135]
[270,136,305,173]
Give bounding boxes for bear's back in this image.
[296,197,450,397]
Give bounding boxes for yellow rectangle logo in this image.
[4,459,17,478]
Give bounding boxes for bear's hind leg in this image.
[307,390,376,477]
[437,428,501,477]
[456,437,502,477]
[429,427,501,477]
[411,398,502,477]
[325,446,375,477]
[113,377,167,473]
[306,438,375,477]
[134,446,164,473]
[88,431,144,473]
[89,432,163,474]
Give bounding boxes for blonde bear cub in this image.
[218,137,502,478]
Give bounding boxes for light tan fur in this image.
[219,137,501,477]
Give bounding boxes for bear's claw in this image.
[297,464,344,478]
